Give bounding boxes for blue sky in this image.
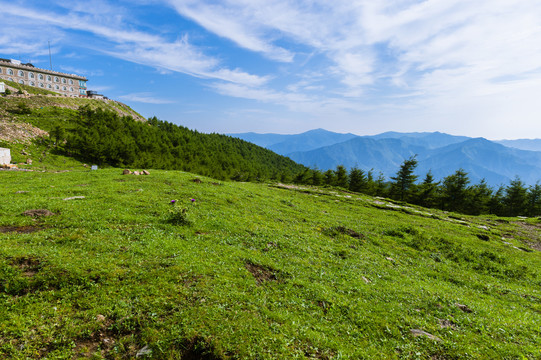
[2,0,541,139]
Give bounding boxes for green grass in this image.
[1,169,540,359]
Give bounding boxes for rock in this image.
[136,345,152,357]
[142,170,150,175]
[15,191,28,194]
[438,319,457,329]
[26,158,32,165]
[21,150,28,155]
[22,209,55,217]
[455,303,473,313]
[83,164,88,167]
[477,225,489,230]
[192,178,202,183]
[63,196,85,201]
[133,171,140,175]
[410,329,442,341]
[361,276,371,284]
[122,169,131,175]
[96,314,106,322]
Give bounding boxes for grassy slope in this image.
[1,169,540,359]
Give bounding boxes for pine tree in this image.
[334,165,349,189]
[441,169,470,212]
[416,171,440,209]
[348,167,367,193]
[526,182,541,216]
[390,156,418,202]
[503,177,528,216]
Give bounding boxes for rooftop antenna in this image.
[48,41,53,70]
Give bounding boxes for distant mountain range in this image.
[229,129,541,187]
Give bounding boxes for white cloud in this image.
[0,2,267,86]
[119,92,176,104]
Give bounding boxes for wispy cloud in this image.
[119,92,176,104]
[0,2,267,86]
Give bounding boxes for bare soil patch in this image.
[0,225,45,233]
[10,256,42,277]
[245,262,279,285]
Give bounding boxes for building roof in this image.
[0,59,88,81]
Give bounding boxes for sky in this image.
[1,0,541,139]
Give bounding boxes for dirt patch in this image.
[22,209,55,217]
[175,336,223,360]
[10,256,42,277]
[322,226,364,239]
[515,221,541,251]
[192,178,203,183]
[0,225,45,233]
[245,262,279,285]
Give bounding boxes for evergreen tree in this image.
[348,167,367,193]
[390,156,418,202]
[323,169,335,186]
[488,186,505,216]
[334,165,349,188]
[441,169,470,212]
[503,177,528,216]
[311,169,324,186]
[465,179,493,215]
[416,171,440,209]
[526,182,541,216]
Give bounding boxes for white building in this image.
[0,82,4,93]
[0,148,11,165]
[0,58,87,97]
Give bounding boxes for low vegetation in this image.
[0,169,540,359]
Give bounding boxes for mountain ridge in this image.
[230,129,541,186]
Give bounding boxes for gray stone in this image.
[122,169,131,175]
[63,196,85,201]
[410,329,442,341]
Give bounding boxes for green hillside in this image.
[0,169,540,359]
[0,96,305,180]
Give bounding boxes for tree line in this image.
[52,106,305,181]
[292,156,541,217]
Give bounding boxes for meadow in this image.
[1,168,540,359]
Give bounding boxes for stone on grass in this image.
[133,171,140,176]
[136,345,152,357]
[142,170,150,175]
[22,209,55,217]
[63,196,85,201]
[122,169,131,175]
[455,303,473,313]
[410,329,442,341]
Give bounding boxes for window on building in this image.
[30,81,35,86]
[19,80,24,85]
[69,79,74,85]
[62,78,66,84]
[8,69,13,75]
[47,75,51,82]
[54,76,59,82]
[0,68,2,74]
[79,80,86,87]
[55,85,59,90]
[29,72,34,79]
[39,83,44,88]
[8,77,13,82]
[47,84,52,89]
[70,87,74,92]
[39,74,44,80]
[63,86,67,91]
[18,70,24,77]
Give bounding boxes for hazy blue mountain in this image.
[228,132,291,148]
[288,137,427,175]
[417,138,541,186]
[229,128,358,154]
[495,139,541,152]
[230,129,541,186]
[370,131,470,149]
